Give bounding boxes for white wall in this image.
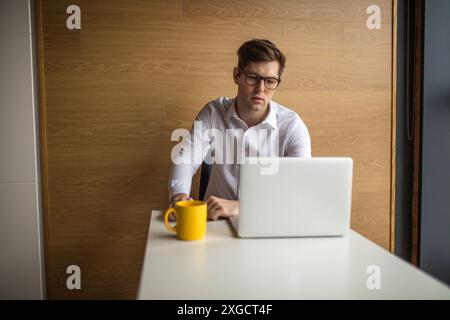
[0,0,45,299]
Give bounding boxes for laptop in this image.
[230,157,353,238]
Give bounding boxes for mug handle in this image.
[164,207,177,233]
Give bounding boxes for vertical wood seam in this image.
[390,0,398,254]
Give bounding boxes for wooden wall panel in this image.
[38,0,393,298]
[182,0,391,22]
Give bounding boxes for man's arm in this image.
[167,106,212,202]
[286,115,312,157]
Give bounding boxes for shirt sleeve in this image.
[285,115,312,158]
[167,105,212,200]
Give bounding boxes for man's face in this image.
[233,61,280,112]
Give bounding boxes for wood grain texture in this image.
[183,0,391,22]
[38,0,393,298]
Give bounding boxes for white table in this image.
[138,210,450,299]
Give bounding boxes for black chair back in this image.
[199,162,211,201]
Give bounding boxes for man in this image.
[168,39,311,220]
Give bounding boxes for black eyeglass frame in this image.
[237,68,281,90]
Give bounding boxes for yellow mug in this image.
[164,200,207,241]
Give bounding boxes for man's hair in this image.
[237,39,286,77]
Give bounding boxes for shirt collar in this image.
[225,98,278,130]
[262,100,278,130]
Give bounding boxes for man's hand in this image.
[205,196,239,221]
[168,193,193,221]
[170,193,192,207]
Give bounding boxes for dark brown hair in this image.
[237,39,286,77]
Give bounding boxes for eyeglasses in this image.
[238,68,281,90]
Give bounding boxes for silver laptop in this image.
[230,157,353,238]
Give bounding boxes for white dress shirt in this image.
[168,96,311,201]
